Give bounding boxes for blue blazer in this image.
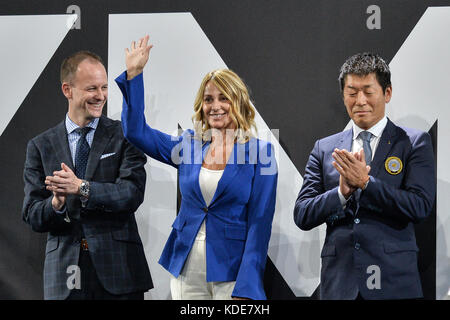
[115,72,278,300]
[294,119,435,299]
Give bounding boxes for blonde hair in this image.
[192,69,257,143]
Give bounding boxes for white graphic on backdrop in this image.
[109,9,450,299]
[0,8,446,300]
[108,13,320,299]
[343,6,450,299]
[0,14,76,137]
[66,6,81,30]
[386,7,450,300]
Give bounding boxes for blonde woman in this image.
[115,35,278,300]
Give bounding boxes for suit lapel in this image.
[208,141,245,206]
[85,116,113,180]
[337,129,353,152]
[50,121,79,219]
[52,121,75,170]
[192,140,207,206]
[369,119,397,177]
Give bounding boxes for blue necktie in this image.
[359,131,373,165]
[75,127,91,179]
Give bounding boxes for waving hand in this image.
[125,35,154,80]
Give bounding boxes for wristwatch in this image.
[79,180,90,198]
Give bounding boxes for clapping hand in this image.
[45,163,76,211]
[125,35,154,80]
[45,163,82,199]
[332,148,371,198]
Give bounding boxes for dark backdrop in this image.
[0,0,443,299]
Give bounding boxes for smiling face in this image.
[63,59,108,127]
[202,81,236,132]
[343,73,392,130]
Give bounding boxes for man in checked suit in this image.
[22,51,152,300]
[294,52,436,299]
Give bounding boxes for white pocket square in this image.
[100,152,116,160]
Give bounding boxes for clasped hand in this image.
[45,163,82,210]
[332,148,371,199]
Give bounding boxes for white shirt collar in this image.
[65,114,99,134]
[352,116,387,140]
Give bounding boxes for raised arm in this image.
[115,35,182,167]
[125,35,153,81]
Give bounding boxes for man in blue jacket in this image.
[294,52,436,299]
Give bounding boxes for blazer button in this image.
[354,243,361,250]
[202,207,208,213]
[354,218,360,224]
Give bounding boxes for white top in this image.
[199,166,224,206]
[196,166,224,240]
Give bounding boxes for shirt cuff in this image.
[54,205,67,215]
[337,188,349,208]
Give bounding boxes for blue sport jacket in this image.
[116,72,278,300]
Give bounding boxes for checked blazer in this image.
[22,115,152,300]
[294,119,436,300]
